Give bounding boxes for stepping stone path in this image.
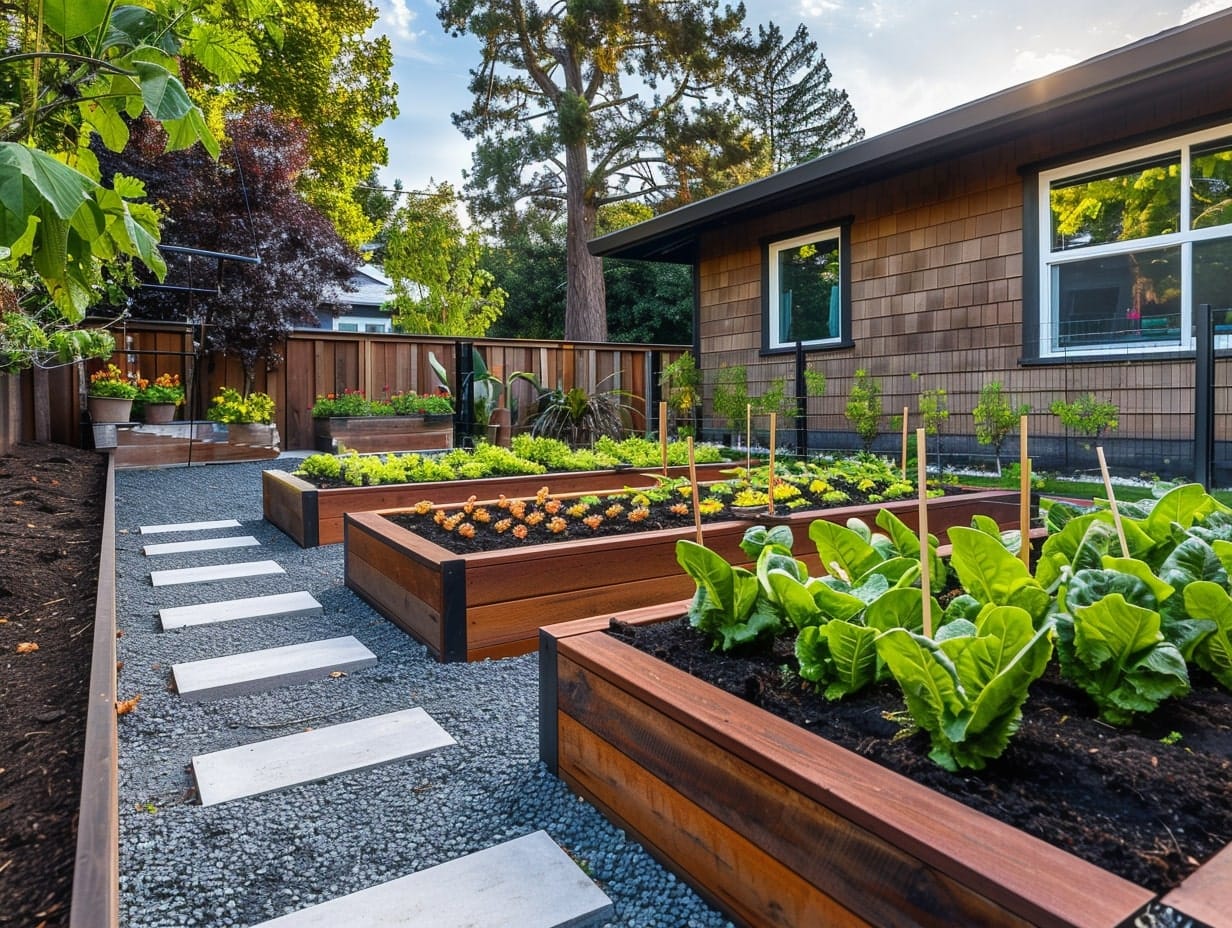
[133,515,614,926]
[249,830,614,927]
[172,636,377,701]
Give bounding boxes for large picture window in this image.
[1038,125,1232,356]
[765,227,845,350]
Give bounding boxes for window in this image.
[765,226,846,351]
[1037,125,1232,356]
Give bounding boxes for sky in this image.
[368,0,1232,196]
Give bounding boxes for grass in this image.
[952,472,1232,507]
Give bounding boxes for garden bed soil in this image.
[0,443,106,927]
[263,461,739,547]
[615,616,1232,895]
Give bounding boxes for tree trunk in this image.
[563,139,607,343]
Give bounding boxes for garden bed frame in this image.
[343,490,1023,663]
[538,602,1232,928]
[312,414,454,454]
[264,461,738,547]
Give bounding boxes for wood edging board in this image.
[70,456,118,928]
[539,612,1188,928]
[263,462,740,547]
[312,415,454,453]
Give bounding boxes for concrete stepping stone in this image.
[140,518,242,535]
[192,707,455,806]
[142,535,260,556]
[160,591,323,631]
[172,636,377,702]
[250,830,613,928]
[150,560,284,588]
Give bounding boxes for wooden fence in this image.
[1,322,686,452]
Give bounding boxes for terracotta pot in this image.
[143,403,177,424]
[87,396,133,423]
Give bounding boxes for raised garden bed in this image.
[539,602,1232,928]
[264,461,738,547]
[343,490,1022,662]
[312,414,454,454]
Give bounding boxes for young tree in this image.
[733,22,864,172]
[439,0,753,342]
[383,183,507,337]
[845,369,883,452]
[115,108,357,391]
[973,381,1030,475]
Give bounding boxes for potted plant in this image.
[136,372,184,424]
[206,387,279,450]
[310,387,454,453]
[87,363,138,422]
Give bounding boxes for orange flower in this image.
[509,500,527,520]
[525,511,545,526]
[605,503,625,519]
[627,507,650,523]
[456,523,476,539]
[670,502,689,516]
[548,516,567,534]
[494,518,513,534]
[583,514,603,530]
[512,524,529,540]
[433,509,447,525]
[412,500,433,515]
[543,498,562,515]
[534,486,550,504]
[496,495,510,509]
[472,507,491,523]
[462,495,477,514]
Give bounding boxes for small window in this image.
[364,323,387,333]
[765,227,845,351]
[337,322,359,332]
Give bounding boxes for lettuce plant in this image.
[876,605,1054,771]
[676,539,783,652]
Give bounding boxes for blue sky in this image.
[369,0,1231,196]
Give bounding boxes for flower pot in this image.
[142,403,177,424]
[87,396,133,423]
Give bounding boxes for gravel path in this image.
[115,459,734,928]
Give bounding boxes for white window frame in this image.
[1037,122,1232,358]
[766,226,844,350]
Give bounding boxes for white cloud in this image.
[381,0,417,40]
[1008,49,1081,82]
[1181,0,1232,23]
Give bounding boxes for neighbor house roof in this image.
[589,9,1232,263]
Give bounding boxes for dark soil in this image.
[611,615,1232,895]
[0,443,106,927]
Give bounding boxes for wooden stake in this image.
[1096,446,1130,559]
[1019,415,1031,569]
[900,406,909,478]
[659,400,668,476]
[688,437,703,544]
[917,428,932,638]
[767,413,777,515]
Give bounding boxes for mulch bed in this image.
[0,443,106,928]
[612,615,1232,895]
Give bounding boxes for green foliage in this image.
[918,388,948,435]
[1050,393,1119,440]
[876,606,1055,771]
[87,363,138,399]
[1181,581,1232,689]
[206,388,275,424]
[529,381,631,447]
[660,353,702,424]
[676,538,785,652]
[712,366,751,430]
[844,369,883,451]
[0,310,115,373]
[973,381,1030,472]
[385,183,507,337]
[311,390,452,418]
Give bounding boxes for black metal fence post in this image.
[455,341,475,449]
[794,340,807,458]
[1195,304,1214,488]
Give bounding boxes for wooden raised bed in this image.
[264,461,739,547]
[344,490,1023,663]
[539,603,1230,928]
[312,414,454,453]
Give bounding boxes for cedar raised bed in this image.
[539,604,1231,928]
[312,414,454,453]
[343,490,1023,663]
[264,461,738,547]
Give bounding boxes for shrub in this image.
[973,382,1030,474]
[844,369,882,451]
[207,387,275,424]
[1050,393,1119,440]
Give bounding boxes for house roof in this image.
[347,264,393,309]
[589,9,1232,263]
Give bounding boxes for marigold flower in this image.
[509,500,527,519]
[525,511,545,526]
[627,507,650,523]
[497,495,510,509]
[433,509,447,525]
[413,500,434,515]
[548,516,568,534]
[512,524,529,539]
[670,502,689,516]
[566,503,589,518]
[698,498,724,516]
[462,495,477,514]
[543,498,562,515]
[605,503,625,518]
[456,523,476,539]
[494,518,513,533]
[583,514,604,530]
[535,486,550,504]
[472,507,491,523]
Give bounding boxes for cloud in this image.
[380,0,417,40]
[1180,0,1232,23]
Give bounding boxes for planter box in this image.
[101,421,281,468]
[539,605,1232,928]
[264,462,739,547]
[343,490,1023,663]
[312,415,454,453]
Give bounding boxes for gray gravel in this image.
[115,459,735,928]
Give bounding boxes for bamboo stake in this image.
[767,413,776,516]
[901,406,909,478]
[1096,446,1130,559]
[688,437,703,544]
[659,400,668,476]
[1019,415,1031,569]
[917,428,932,638]
[746,403,752,474]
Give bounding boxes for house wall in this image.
[697,82,1232,472]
